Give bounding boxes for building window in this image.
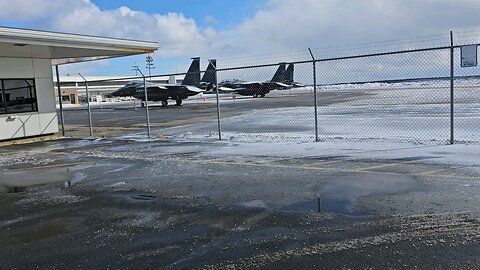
[0,79,37,115]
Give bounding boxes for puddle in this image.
[319,195,370,216]
[108,181,127,188]
[64,172,87,187]
[1,219,71,246]
[131,194,156,201]
[105,164,133,174]
[5,186,28,193]
[391,156,439,162]
[1,162,95,188]
[281,194,370,216]
[239,200,268,209]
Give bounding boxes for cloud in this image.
[219,0,480,64]
[0,0,219,58]
[203,15,217,25]
[1,0,480,75]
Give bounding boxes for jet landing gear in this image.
[253,94,266,98]
[161,100,168,107]
[141,102,145,108]
[176,98,183,106]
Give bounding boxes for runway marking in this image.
[413,166,466,176]
[303,157,361,167]
[7,161,94,171]
[174,158,480,180]
[350,159,422,172]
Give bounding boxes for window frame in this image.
[0,78,38,115]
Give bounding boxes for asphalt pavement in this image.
[59,91,365,138]
[1,138,479,269]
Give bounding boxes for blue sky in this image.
[92,0,264,30]
[74,0,268,76]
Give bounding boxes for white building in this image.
[54,74,184,104]
[0,26,158,141]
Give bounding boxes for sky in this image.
[0,0,480,77]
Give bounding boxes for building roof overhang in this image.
[0,26,159,65]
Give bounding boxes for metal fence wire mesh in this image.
[315,48,452,143]
[453,47,480,143]
[215,62,315,142]
[58,44,480,144]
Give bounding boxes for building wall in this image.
[0,57,58,141]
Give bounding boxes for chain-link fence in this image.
[314,48,452,143]
[214,62,315,142]
[57,43,480,144]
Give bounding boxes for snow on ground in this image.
[205,140,480,168]
[163,81,480,144]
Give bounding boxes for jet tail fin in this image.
[270,62,286,83]
[181,57,201,87]
[201,59,216,84]
[284,64,294,84]
[201,60,217,91]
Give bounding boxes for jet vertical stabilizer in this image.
[201,59,217,91]
[182,57,201,87]
[284,64,294,84]
[270,62,286,83]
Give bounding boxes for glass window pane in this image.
[0,83,5,115]
[3,79,37,114]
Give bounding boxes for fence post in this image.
[308,48,319,142]
[450,31,454,145]
[210,59,222,140]
[78,73,93,137]
[55,65,65,136]
[136,68,151,139]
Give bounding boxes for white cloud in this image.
[224,0,480,58]
[1,0,480,74]
[203,15,217,25]
[0,0,219,58]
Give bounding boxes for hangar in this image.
[0,26,158,141]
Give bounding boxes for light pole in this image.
[146,55,155,82]
[136,68,151,139]
[78,73,93,137]
[131,64,139,76]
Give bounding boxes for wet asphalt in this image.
[1,139,480,269]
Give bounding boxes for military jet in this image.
[111,57,208,107]
[218,63,292,98]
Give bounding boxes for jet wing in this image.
[183,85,204,93]
[243,82,264,89]
[219,86,236,93]
[275,82,289,88]
[146,85,168,90]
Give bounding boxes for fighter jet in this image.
[111,57,207,107]
[218,63,290,98]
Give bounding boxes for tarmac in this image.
[59,90,364,138]
[1,137,480,269]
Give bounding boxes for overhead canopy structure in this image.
[0,26,159,65]
[0,26,159,141]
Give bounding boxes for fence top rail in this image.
[317,75,480,87]
[79,43,477,83]
[216,44,469,72]
[80,70,207,84]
